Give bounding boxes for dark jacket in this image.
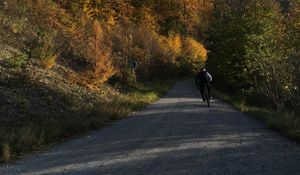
[195,71,212,87]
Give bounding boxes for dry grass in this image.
[0,79,175,163]
[212,88,300,142]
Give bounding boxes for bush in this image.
[109,22,177,80]
[179,37,207,75]
[69,20,116,86]
[4,53,27,68]
[31,31,57,68]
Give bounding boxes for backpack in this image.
[197,71,209,84]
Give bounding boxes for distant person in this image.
[195,68,212,102]
[128,59,138,83]
[129,59,137,72]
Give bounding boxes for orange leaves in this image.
[175,37,208,75]
[183,37,207,62]
[167,33,182,57]
[2,0,211,86]
[41,55,57,69]
[81,20,115,86]
[93,19,103,51]
[135,6,159,31]
[83,49,116,86]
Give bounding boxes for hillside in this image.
[0,0,212,162]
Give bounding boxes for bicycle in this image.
[195,81,210,108]
[202,85,210,108]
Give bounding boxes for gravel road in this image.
[1,80,300,175]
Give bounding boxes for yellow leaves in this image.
[71,19,116,86]
[138,7,158,31]
[165,33,207,65]
[183,37,207,62]
[66,23,77,34]
[11,23,18,33]
[91,51,116,85]
[82,5,89,13]
[106,15,116,26]
[41,54,57,69]
[3,0,212,84]
[167,33,182,56]
[173,37,208,74]
[93,19,103,41]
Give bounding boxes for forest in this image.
[0,0,299,162]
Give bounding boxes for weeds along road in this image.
[1,80,300,175]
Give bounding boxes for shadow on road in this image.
[1,80,300,175]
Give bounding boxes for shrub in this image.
[129,26,181,78]
[30,31,57,68]
[65,19,116,87]
[4,53,27,68]
[179,37,207,75]
[167,33,182,57]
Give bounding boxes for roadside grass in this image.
[212,88,300,142]
[0,80,175,163]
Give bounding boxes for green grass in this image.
[213,88,300,142]
[4,53,27,68]
[0,79,176,163]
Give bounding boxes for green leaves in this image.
[4,53,27,69]
[207,0,299,113]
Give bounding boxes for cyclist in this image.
[195,68,212,102]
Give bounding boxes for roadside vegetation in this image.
[0,0,211,162]
[0,76,174,162]
[0,0,299,163]
[213,88,300,142]
[206,0,299,139]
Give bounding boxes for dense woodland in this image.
[0,0,299,162]
[207,0,299,115]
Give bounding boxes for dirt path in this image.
[1,80,300,175]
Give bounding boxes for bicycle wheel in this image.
[203,86,210,108]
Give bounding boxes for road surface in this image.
[1,80,300,175]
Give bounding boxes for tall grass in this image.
[213,88,300,142]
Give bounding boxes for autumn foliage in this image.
[1,0,299,163]
[0,0,212,88]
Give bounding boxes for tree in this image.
[243,0,289,111]
[285,0,300,114]
[206,0,295,112]
[206,2,249,93]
